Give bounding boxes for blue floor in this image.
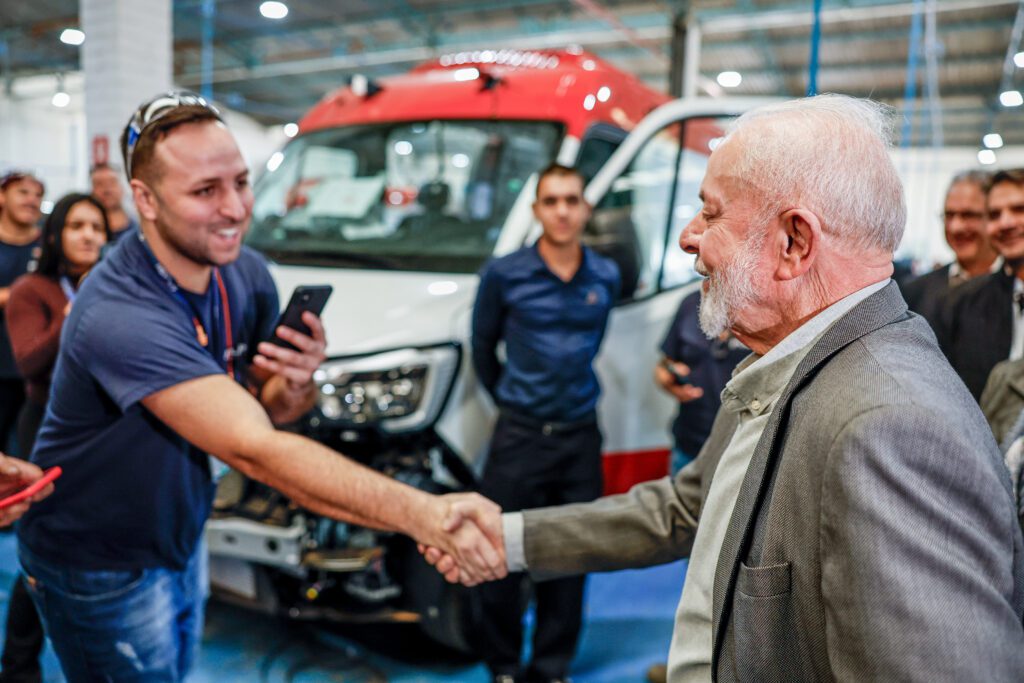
[0,531,686,682]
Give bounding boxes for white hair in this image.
[722,94,906,254]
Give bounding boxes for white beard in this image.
[697,237,763,338]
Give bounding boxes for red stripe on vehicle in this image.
[601,448,671,496]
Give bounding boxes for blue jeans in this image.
[17,542,208,682]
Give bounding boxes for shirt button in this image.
[750,399,762,412]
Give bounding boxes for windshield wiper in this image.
[256,248,401,271]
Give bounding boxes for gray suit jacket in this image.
[521,282,1024,681]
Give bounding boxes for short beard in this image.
[697,230,764,338]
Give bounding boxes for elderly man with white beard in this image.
[423,94,1024,682]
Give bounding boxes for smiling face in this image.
[943,181,991,268]
[61,201,107,275]
[679,140,769,337]
[1,177,44,230]
[986,180,1024,264]
[140,120,252,272]
[90,166,125,213]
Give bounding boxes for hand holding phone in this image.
[0,466,61,511]
[268,285,333,351]
[661,358,690,385]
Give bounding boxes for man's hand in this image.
[253,311,327,391]
[0,453,52,527]
[418,493,507,586]
[253,312,327,424]
[654,360,703,403]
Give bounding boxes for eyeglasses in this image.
[941,210,985,224]
[122,90,222,179]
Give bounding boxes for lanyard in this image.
[138,233,235,377]
[58,276,76,303]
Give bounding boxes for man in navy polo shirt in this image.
[15,92,505,683]
[471,163,620,683]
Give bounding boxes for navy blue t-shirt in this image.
[471,244,620,422]
[18,234,278,571]
[659,290,748,456]
[0,239,40,378]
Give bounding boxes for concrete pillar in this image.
[81,0,172,170]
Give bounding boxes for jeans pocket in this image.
[60,568,147,602]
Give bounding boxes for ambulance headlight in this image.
[313,345,459,433]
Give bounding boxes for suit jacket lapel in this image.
[709,281,910,677]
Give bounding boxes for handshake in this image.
[418,493,509,586]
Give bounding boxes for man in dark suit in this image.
[423,97,1024,682]
[902,170,996,332]
[942,168,1024,399]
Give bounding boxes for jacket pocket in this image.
[733,561,802,683]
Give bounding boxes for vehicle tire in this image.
[395,536,479,655]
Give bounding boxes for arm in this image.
[141,374,503,580]
[426,460,705,583]
[820,406,1024,680]
[470,266,504,397]
[249,310,324,425]
[6,279,64,380]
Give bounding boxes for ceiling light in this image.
[1016,51,1024,68]
[60,29,84,46]
[983,133,1004,149]
[51,91,70,108]
[1000,90,1023,107]
[597,86,611,102]
[453,68,480,82]
[583,94,596,111]
[977,149,996,165]
[282,122,298,138]
[266,151,284,172]
[716,71,742,88]
[451,153,470,168]
[394,140,413,156]
[259,1,288,19]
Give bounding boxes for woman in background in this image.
[1,192,109,683]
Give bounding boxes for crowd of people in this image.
[0,90,1021,683]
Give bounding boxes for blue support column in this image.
[201,0,216,101]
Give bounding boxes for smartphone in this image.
[0,466,62,510]
[661,358,689,386]
[269,285,333,350]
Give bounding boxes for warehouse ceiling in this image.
[1,0,1020,146]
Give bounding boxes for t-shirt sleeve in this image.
[72,298,225,412]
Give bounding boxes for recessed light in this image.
[983,133,1004,149]
[977,149,996,165]
[1000,90,1023,107]
[717,71,742,88]
[260,2,288,20]
[60,29,84,46]
[282,123,298,138]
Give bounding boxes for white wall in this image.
[0,72,282,209]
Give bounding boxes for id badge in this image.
[209,455,231,482]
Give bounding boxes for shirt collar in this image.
[721,278,890,417]
[528,240,590,280]
[950,257,1002,282]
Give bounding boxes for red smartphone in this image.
[0,466,61,510]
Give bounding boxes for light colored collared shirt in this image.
[947,257,1001,288]
[503,279,890,681]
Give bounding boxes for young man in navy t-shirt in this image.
[16,92,505,683]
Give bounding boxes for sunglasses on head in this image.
[122,90,222,179]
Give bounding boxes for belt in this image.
[499,408,597,435]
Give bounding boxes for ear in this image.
[774,208,821,281]
[130,179,159,222]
